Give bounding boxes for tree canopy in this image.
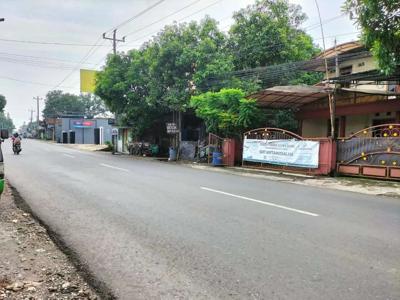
[43,90,106,118]
[0,94,6,112]
[95,1,323,137]
[0,112,15,131]
[344,0,400,74]
[229,0,319,70]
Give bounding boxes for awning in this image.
[248,85,329,109]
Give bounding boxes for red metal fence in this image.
[242,128,336,176]
[337,124,400,180]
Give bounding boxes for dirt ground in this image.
[0,184,100,300]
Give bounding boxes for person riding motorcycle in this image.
[11,133,22,154]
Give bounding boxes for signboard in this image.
[166,122,179,134]
[73,120,94,128]
[80,69,98,93]
[112,128,119,136]
[243,139,320,168]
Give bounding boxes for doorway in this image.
[94,128,100,145]
[62,132,68,144]
[69,131,75,144]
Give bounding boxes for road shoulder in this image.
[0,183,102,300]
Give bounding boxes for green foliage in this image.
[79,94,106,118]
[0,112,15,131]
[43,90,106,118]
[288,71,323,85]
[268,109,298,132]
[95,4,325,139]
[190,89,264,137]
[43,90,84,117]
[104,141,114,152]
[229,0,320,71]
[0,95,6,112]
[344,0,400,74]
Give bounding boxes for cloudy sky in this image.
[0,0,359,128]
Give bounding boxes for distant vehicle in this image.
[0,129,9,195]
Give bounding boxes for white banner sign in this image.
[243,139,320,168]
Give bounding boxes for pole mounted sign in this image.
[112,128,119,136]
[166,122,179,134]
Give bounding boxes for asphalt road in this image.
[4,139,400,300]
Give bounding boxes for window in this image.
[339,65,353,76]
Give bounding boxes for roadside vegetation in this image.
[95,0,321,138]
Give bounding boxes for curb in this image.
[188,164,400,198]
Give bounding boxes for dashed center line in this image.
[201,187,319,217]
[100,163,130,172]
[62,153,75,158]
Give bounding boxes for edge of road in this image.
[187,164,400,198]
[7,182,116,300]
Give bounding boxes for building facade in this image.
[55,117,113,144]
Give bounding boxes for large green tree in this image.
[43,90,85,118]
[0,94,6,112]
[0,112,15,131]
[344,0,400,74]
[146,17,235,111]
[96,17,246,137]
[43,90,106,118]
[229,0,319,70]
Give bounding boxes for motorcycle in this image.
[13,143,21,155]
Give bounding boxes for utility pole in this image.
[28,109,35,126]
[33,96,42,138]
[102,29,125,55]
[314,0,335,138]
[34,96,42,125]
[103,29,125,154]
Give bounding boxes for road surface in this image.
[4,139,400,299]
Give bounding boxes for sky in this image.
[0,0,359,128]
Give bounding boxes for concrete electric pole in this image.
[34,96,42,125]
[102,29,125,55]
[28,109,35,126]
[103,29,125,154]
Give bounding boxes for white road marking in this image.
[62,153,75,158]
[200,187,319,217]
[100,163,129,172]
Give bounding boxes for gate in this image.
[242,128,336,175]
[337,124,400,180]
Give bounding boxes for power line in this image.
[0,75,75,89]
[52,36,105,89]
[0,37,109,47]
[51,1,168,90]
[302,13,347,31]
[124,0,202,37]
[123,0,225,47]
[0,57,76,70]
[0,51,97,65]
[107,0,165,33]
